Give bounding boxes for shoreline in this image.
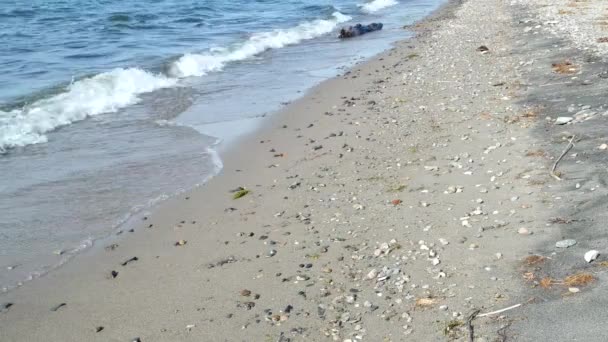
[0,0,444,294]
[2,0,608,340]
[0,0,446,295]
[3,0,449,294]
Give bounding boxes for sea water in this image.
[0,0,444,292]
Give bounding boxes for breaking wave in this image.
[0,12,352,151]
[169,12,352,77]
[0,68,177,151]
[359,0,398,13]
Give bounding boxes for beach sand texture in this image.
[3,0,608,340]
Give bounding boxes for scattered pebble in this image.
[554,117,573,125]
[555,239,577,248]
[517,227,530,235]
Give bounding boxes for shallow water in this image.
[0,0,444,291]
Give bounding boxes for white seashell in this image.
[584,250,600,263]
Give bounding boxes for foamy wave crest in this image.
[0,68,177,150]
[169,12,352,78]
[360,0,398,13]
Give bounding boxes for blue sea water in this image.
[0,0,444,291]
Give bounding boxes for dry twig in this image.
[551,135,575,180]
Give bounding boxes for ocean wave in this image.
[169,11,352,78]
[1,12,351,151]
[0,68,176,150]
[359,0,398,13]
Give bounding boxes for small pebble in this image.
[517,227,530,235]
[555,239,577,248]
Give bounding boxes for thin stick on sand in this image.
[551,135,575,181]
[478,303,522,318]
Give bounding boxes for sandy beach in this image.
[3,0,608,340]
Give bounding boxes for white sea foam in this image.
[169,12,352,78]
[360,0,398,13]
[0,68,177,150]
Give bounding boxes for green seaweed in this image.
[232,189,250,200]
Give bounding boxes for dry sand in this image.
[2,0,608,341]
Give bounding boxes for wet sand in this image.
[2,0,608,341]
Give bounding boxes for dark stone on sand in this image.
[1,302,13,313]
[284,305,293,313]
[111,270,119,278]
[317,305,326,319]
[96,326,104,333]
[238,301,256,310]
